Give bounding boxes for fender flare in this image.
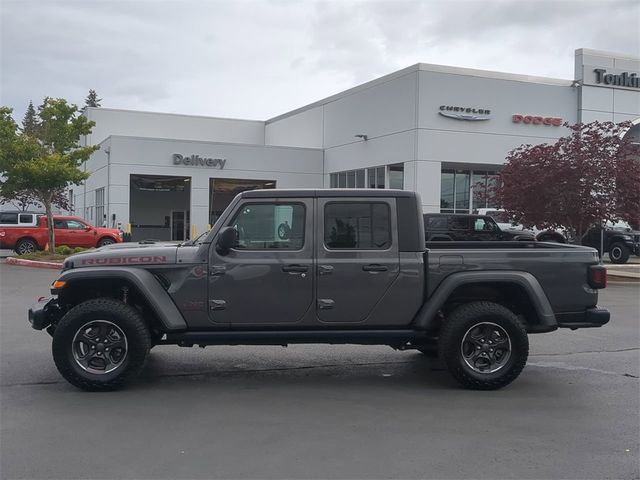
[54,267,187,331]
[412,271,557,330]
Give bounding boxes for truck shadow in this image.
[137,349,458,391]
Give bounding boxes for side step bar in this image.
[162,329,431,347]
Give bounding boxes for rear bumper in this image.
[556,307,610,330]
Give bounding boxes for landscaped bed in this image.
[14,246,91,263]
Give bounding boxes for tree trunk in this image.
[44,199,55,253]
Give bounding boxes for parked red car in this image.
[0,215,123,254]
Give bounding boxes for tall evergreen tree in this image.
[21,100,38,135]
[85,89,102,108]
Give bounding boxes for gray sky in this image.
[1,0,639,122]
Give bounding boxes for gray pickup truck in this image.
[29,189,610,391]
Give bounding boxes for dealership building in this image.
[73,48,639,241]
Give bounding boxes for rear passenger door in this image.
[316,198,400,323]
[53,219,73,246]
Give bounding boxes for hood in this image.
[64,242,180,269]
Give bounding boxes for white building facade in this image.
[73,48,639,241]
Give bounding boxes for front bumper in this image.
[556,307,610,330]
[28,297,60,330]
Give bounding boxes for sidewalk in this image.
[604,263,640,280]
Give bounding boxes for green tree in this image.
[0,99,99,252]
[85,89,102,108]
[22,100,39,135]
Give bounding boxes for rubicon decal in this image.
[439,105,491,121]
[81,256,168,265]
[512,115,562,126]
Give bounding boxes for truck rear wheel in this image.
[609,243,630,264]
[15,238,37,255]
[52,298,151,391]
[439,301,528,390]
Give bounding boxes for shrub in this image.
[55,245,72,255]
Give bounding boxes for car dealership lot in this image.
[1,262,638,479]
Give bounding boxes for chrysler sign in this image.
[173,154,226,169]
[439,105,491,121]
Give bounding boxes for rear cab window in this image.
[450,217,470,231]
[18,214,34,224]
[425,216,448,230]
[324,202,391,250]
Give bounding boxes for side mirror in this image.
[85,226,92,231]
[216,226,238,254]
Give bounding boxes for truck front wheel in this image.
[439,301,529,390]
[52,298,151,391]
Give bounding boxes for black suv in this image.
[424,213,535,242]
[582,227,640,264]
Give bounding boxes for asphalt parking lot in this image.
[1,262,638,479]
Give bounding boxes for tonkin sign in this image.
[173,154,226,169]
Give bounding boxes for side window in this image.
[0,213,18,224]
[18,214,34,224]
[474,218,494,231]
[426,216,447,230]
[231,203,305,250]
[66,220,86,230]
[450,217,469,231]
[53,219,68,229]
[324,202,391,249]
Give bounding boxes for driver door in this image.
[207,198,314,326]
[65,219,95,247]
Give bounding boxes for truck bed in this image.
[425,241,601,316]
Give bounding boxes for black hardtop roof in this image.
[424,213,488,218]
[0,211,43,215]
[240,188,416,199]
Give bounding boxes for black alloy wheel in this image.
[15,238,37,255]
[439,301,529,390]
[52,298,151,391]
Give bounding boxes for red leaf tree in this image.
[493,121,640,242]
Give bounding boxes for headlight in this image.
[622,235,632,240]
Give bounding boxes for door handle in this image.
[363,264,388,272]
[282,264,308,273]
[209,265,226,276]
[209,299,226,311]
[318,299,335,310]
[318,265,334,275]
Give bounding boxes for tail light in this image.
[588,265,607,289]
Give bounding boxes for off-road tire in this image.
[15,238,37,255]
[98,237,116,248]
[439,301,529,390]
[609,243,630,264]
[52,298,151,391]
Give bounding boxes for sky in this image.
[1,0,639,123]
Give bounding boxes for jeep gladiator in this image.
[28,189,610,391]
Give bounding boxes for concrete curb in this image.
[5,257,62,270]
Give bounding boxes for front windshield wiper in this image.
[179,230,210,247]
